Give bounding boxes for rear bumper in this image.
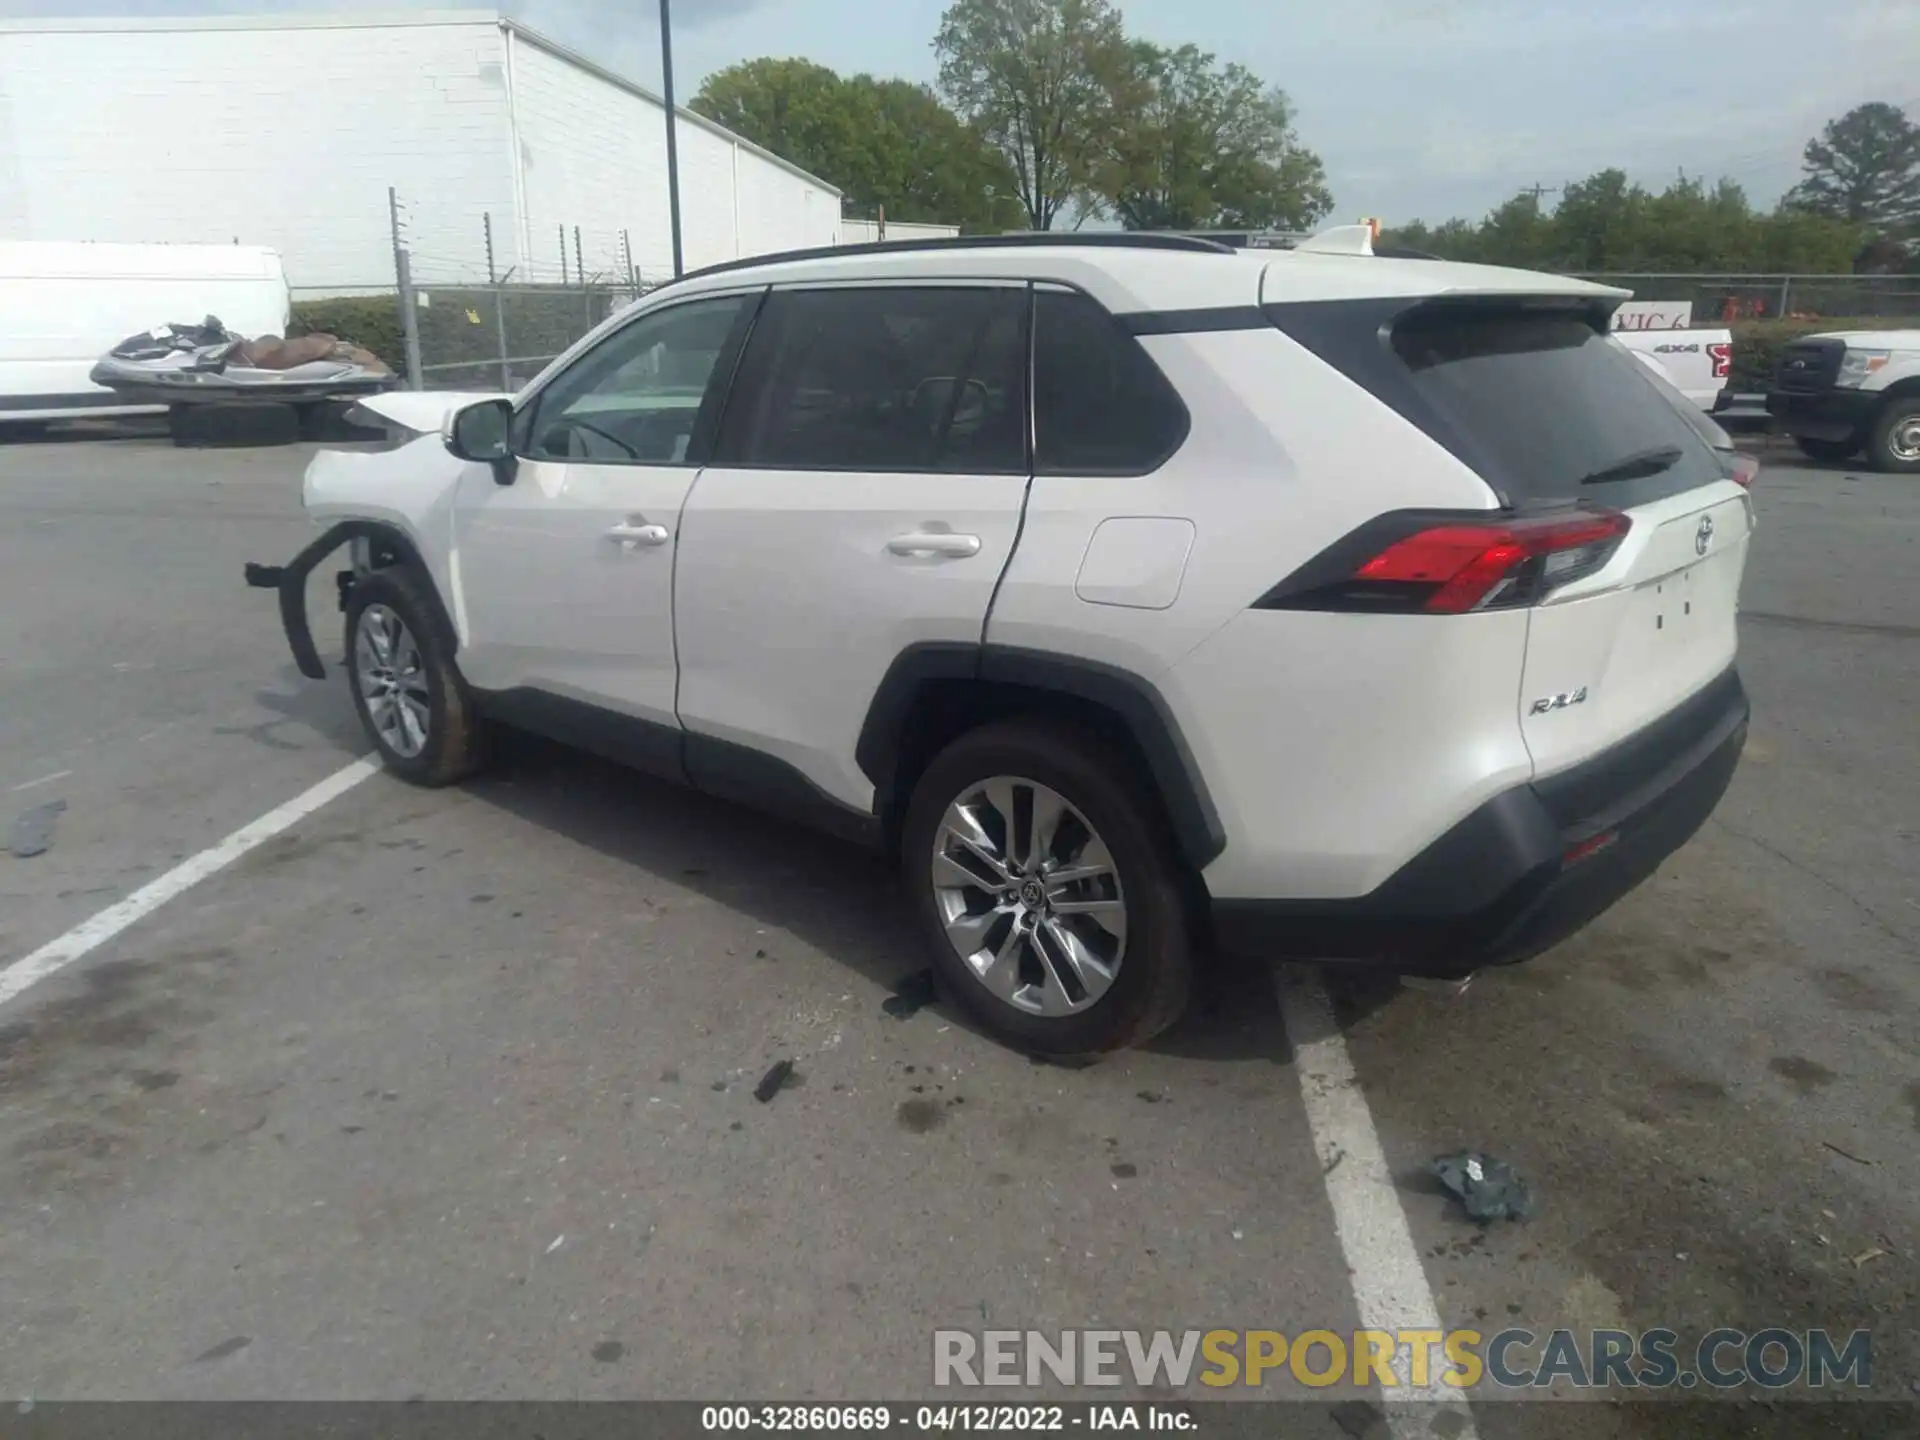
[1765,388,1877,442]
[1211,668,1749,975]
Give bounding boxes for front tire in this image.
[900,720,1194,1056]
[343,568,487,785]
[1792,435,1858,463]
[1866,400,1920,475]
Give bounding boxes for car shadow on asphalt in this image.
[457,728,1321,1068]
[243,665,368,756]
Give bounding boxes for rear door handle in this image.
[607,521,671,550]
[887,531,982,558]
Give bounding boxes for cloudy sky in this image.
[3,0,1915,224]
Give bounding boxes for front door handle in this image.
[607,521,671,550]
[887,531,982,558]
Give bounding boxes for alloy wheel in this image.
[929,776,1127,1017]
[354,603,432,758]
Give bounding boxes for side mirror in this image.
[446,398,517,485]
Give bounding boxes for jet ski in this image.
[90,316,399,406]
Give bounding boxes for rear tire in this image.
[900,719,1194,1057]
[343,568,487,786]
[1866,400,1920,475]
[1792,435,1858,463]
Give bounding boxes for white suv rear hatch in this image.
[1266,293,1754,780]
[1381,303,1753,775]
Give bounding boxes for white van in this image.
[0,241,290,423]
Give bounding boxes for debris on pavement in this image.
[1429,1151,1536,1224]
[545,1235,565,1254]
[9,798,66,857]
[882,970,940,1020]
[1822,1140,1875,1166]
[754,1059,795,1103]
[1848,1247,1886,1269]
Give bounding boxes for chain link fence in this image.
[285,194,672,394]
[1569,273,1920,325]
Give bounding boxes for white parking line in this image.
[9,769,72,793]
[0,757,380,1011]
[1277,966,1481,1439]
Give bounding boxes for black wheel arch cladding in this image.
[856,642,1227,872]
[247,520,456,681]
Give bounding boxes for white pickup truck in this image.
[1609,299,1733,412]
[1766,329,1920,473]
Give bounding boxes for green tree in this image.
[1093,42,1331,231]
[692,58,865,184]
[849,76,1028,231]
[1784,102,1920,233]
[692,58,1023,232]
[1382,169,1866,274]
[934,0,1130,230]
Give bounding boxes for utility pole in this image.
[659,0,685,278]
[1520,183,1559,205]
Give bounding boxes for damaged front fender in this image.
[251,420,479,681]
[246,521,448,680]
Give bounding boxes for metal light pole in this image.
[659,0,685,278]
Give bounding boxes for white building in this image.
[0,11,848,290]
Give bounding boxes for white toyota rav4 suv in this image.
[250,230,1757,1055]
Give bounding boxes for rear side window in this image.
[1270,300,1724,509]
[1033,289,1189,475]
[715,286,1027,474]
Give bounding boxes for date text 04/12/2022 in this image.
[700,1406,1193,1431]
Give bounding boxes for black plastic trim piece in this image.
[474,688,688,784]
[855,642,984,795]
[1532,668,1747,835]
[1211,667,1750,973]
[853,641,1225,872]
[471,689,882,848]
[978,646,1227,870]
[685,287,768,467]
[250,520,455,681]
[1116,305,1270,336]
[683,733,882,849]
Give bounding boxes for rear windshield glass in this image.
[1271,300,1725,509]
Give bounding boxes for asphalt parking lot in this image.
[0,429,1916,1435]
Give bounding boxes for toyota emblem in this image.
[1694,515,1715,557]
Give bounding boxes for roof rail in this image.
[660,230,1237,290]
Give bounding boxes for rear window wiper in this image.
[1577,445,1683,487]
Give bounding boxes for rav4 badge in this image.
[1529,687,1589,716]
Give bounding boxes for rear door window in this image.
[1271,300,1725,509]
[1032,288,1190,475]
[714,285,1027,474]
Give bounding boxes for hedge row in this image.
[288,296,405,372]
[290,288,626,386]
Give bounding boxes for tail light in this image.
[1708,342,1732,380]
[1725,452,1759,489]
[1257,508,1632,615]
